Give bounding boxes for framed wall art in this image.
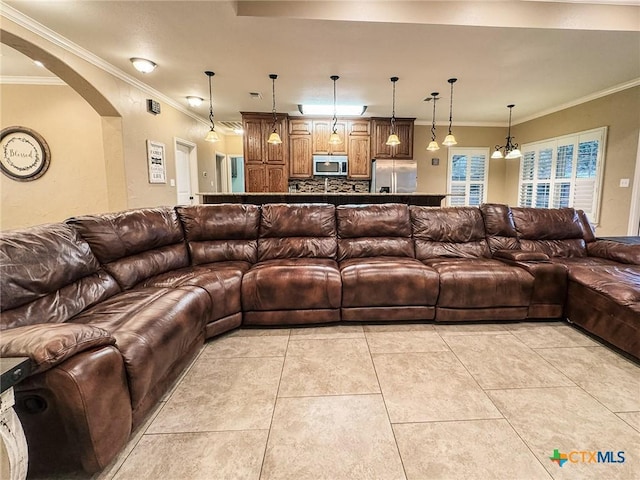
[0,126,51,181]
[146,140,166,184]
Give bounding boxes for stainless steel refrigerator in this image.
[370,159,417,193]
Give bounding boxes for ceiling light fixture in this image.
[204,71,219,143]
[328,75,343,146]
[386,76,401,146]
[130,57,157,74]
[492,104,522,159]
[298,105,367,116]
[186,96,203,107]
[425,92,440,152]
[267,74,282,145]
[442,78,458,147]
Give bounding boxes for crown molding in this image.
[1,2,209,126]
[414,120,506,128]
[514,77,640,125]
[0,75,65,85]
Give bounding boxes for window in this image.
[447,148,489,206]
[518,127,607,223]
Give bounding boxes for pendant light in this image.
[204,71,219,143]
[425,92,440,151]
[328,75,342,145]
[442,78,458,147]
[267,74,282,145]
[386,76,401,146]
[492,104,522,159]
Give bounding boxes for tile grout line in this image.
[257,330,291,480]
[362,328,410,480]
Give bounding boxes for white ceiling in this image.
[2,1,639,126]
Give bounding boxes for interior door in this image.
[175,143,193,204]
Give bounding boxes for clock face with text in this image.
[0,127,51,181]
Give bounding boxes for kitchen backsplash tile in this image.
[288,177,370,193]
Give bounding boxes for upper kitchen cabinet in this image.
[370,117,415,159]
[347,136,371,179]
[312,120,347,155]
[348,119,371,136]
[289,134,313,178]
[241,112,289,192]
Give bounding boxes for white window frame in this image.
[446,147,490,207]
[518,127,607,224]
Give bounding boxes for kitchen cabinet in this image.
[348,136,371,179]
[370,117,414,159]
[348,119,371,136]
[241,113,288,192]
[312,120,347,155]
[289,134,313,178]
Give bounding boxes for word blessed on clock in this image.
[549,449,625,467]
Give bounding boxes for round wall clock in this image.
[0,126,51,181]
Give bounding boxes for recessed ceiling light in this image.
[186,96,203,107]
[130,57,157,73]
[298,104,367,116]
[34,60,45,68]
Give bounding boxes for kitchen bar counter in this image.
[197,193,446,206]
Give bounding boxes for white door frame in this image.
[628,130,640,235]
[214,150,231,192]
[174,137,199,204]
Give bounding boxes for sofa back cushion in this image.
[479,203,521,254]
[177,204,259,264]
[68,207,189,290]
[258,204,337,261]
[0,223,119,330]
[337,204,414,261]
[510,207,586,257]
[411,206,491,259]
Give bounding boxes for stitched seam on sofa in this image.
[39,335,113,368]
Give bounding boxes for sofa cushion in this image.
[0,323,115,374]
[340,257,439,307]
[337,204,414,261]
[0,223,120,329]
[258,204,337,261]
[68,207,189,290]
[411,206,491,259]
[587,240,640,265]
[177,204,260,264]
[242,258,341,311]
[511,207,587,257]
[424,258,534,308]
[479,203,520,254]
[568,265,640,308]
[71,286,209,409]
[138,262,250,322]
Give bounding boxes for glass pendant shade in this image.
[328,132,342,145]
[505,148,522,159]
[491,150,504,159]
[205,129,220,143]
[442,134,457,146]
[267,131,282,144]
[386,134,401,146]
[427,140,440,151]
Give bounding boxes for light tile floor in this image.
[40,321,640,480]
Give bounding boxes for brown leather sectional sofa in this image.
[1,202,638,476]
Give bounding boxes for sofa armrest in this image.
[588,240,640,265]
[0,323,115,375]
[493,249,550,262]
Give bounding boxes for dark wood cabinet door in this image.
[393,120,414,159]
[289,135,312,178]
[245,164,267,192]
[243,118,264,164]
[348,136,371,179]
[265,117,287,165]
[371,119,392,159]
[267,165,287,192]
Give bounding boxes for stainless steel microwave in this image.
[313,155,348,176]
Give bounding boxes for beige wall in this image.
[509,86,640,235]
[414,124,507,203]
[1,84,110,229]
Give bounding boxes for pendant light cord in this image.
[332,75,338,134]
[430,94,438,141]
[390,77,398,134]
[206,71,215,128]
[447,80,455,136]
[270,74,278,133]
